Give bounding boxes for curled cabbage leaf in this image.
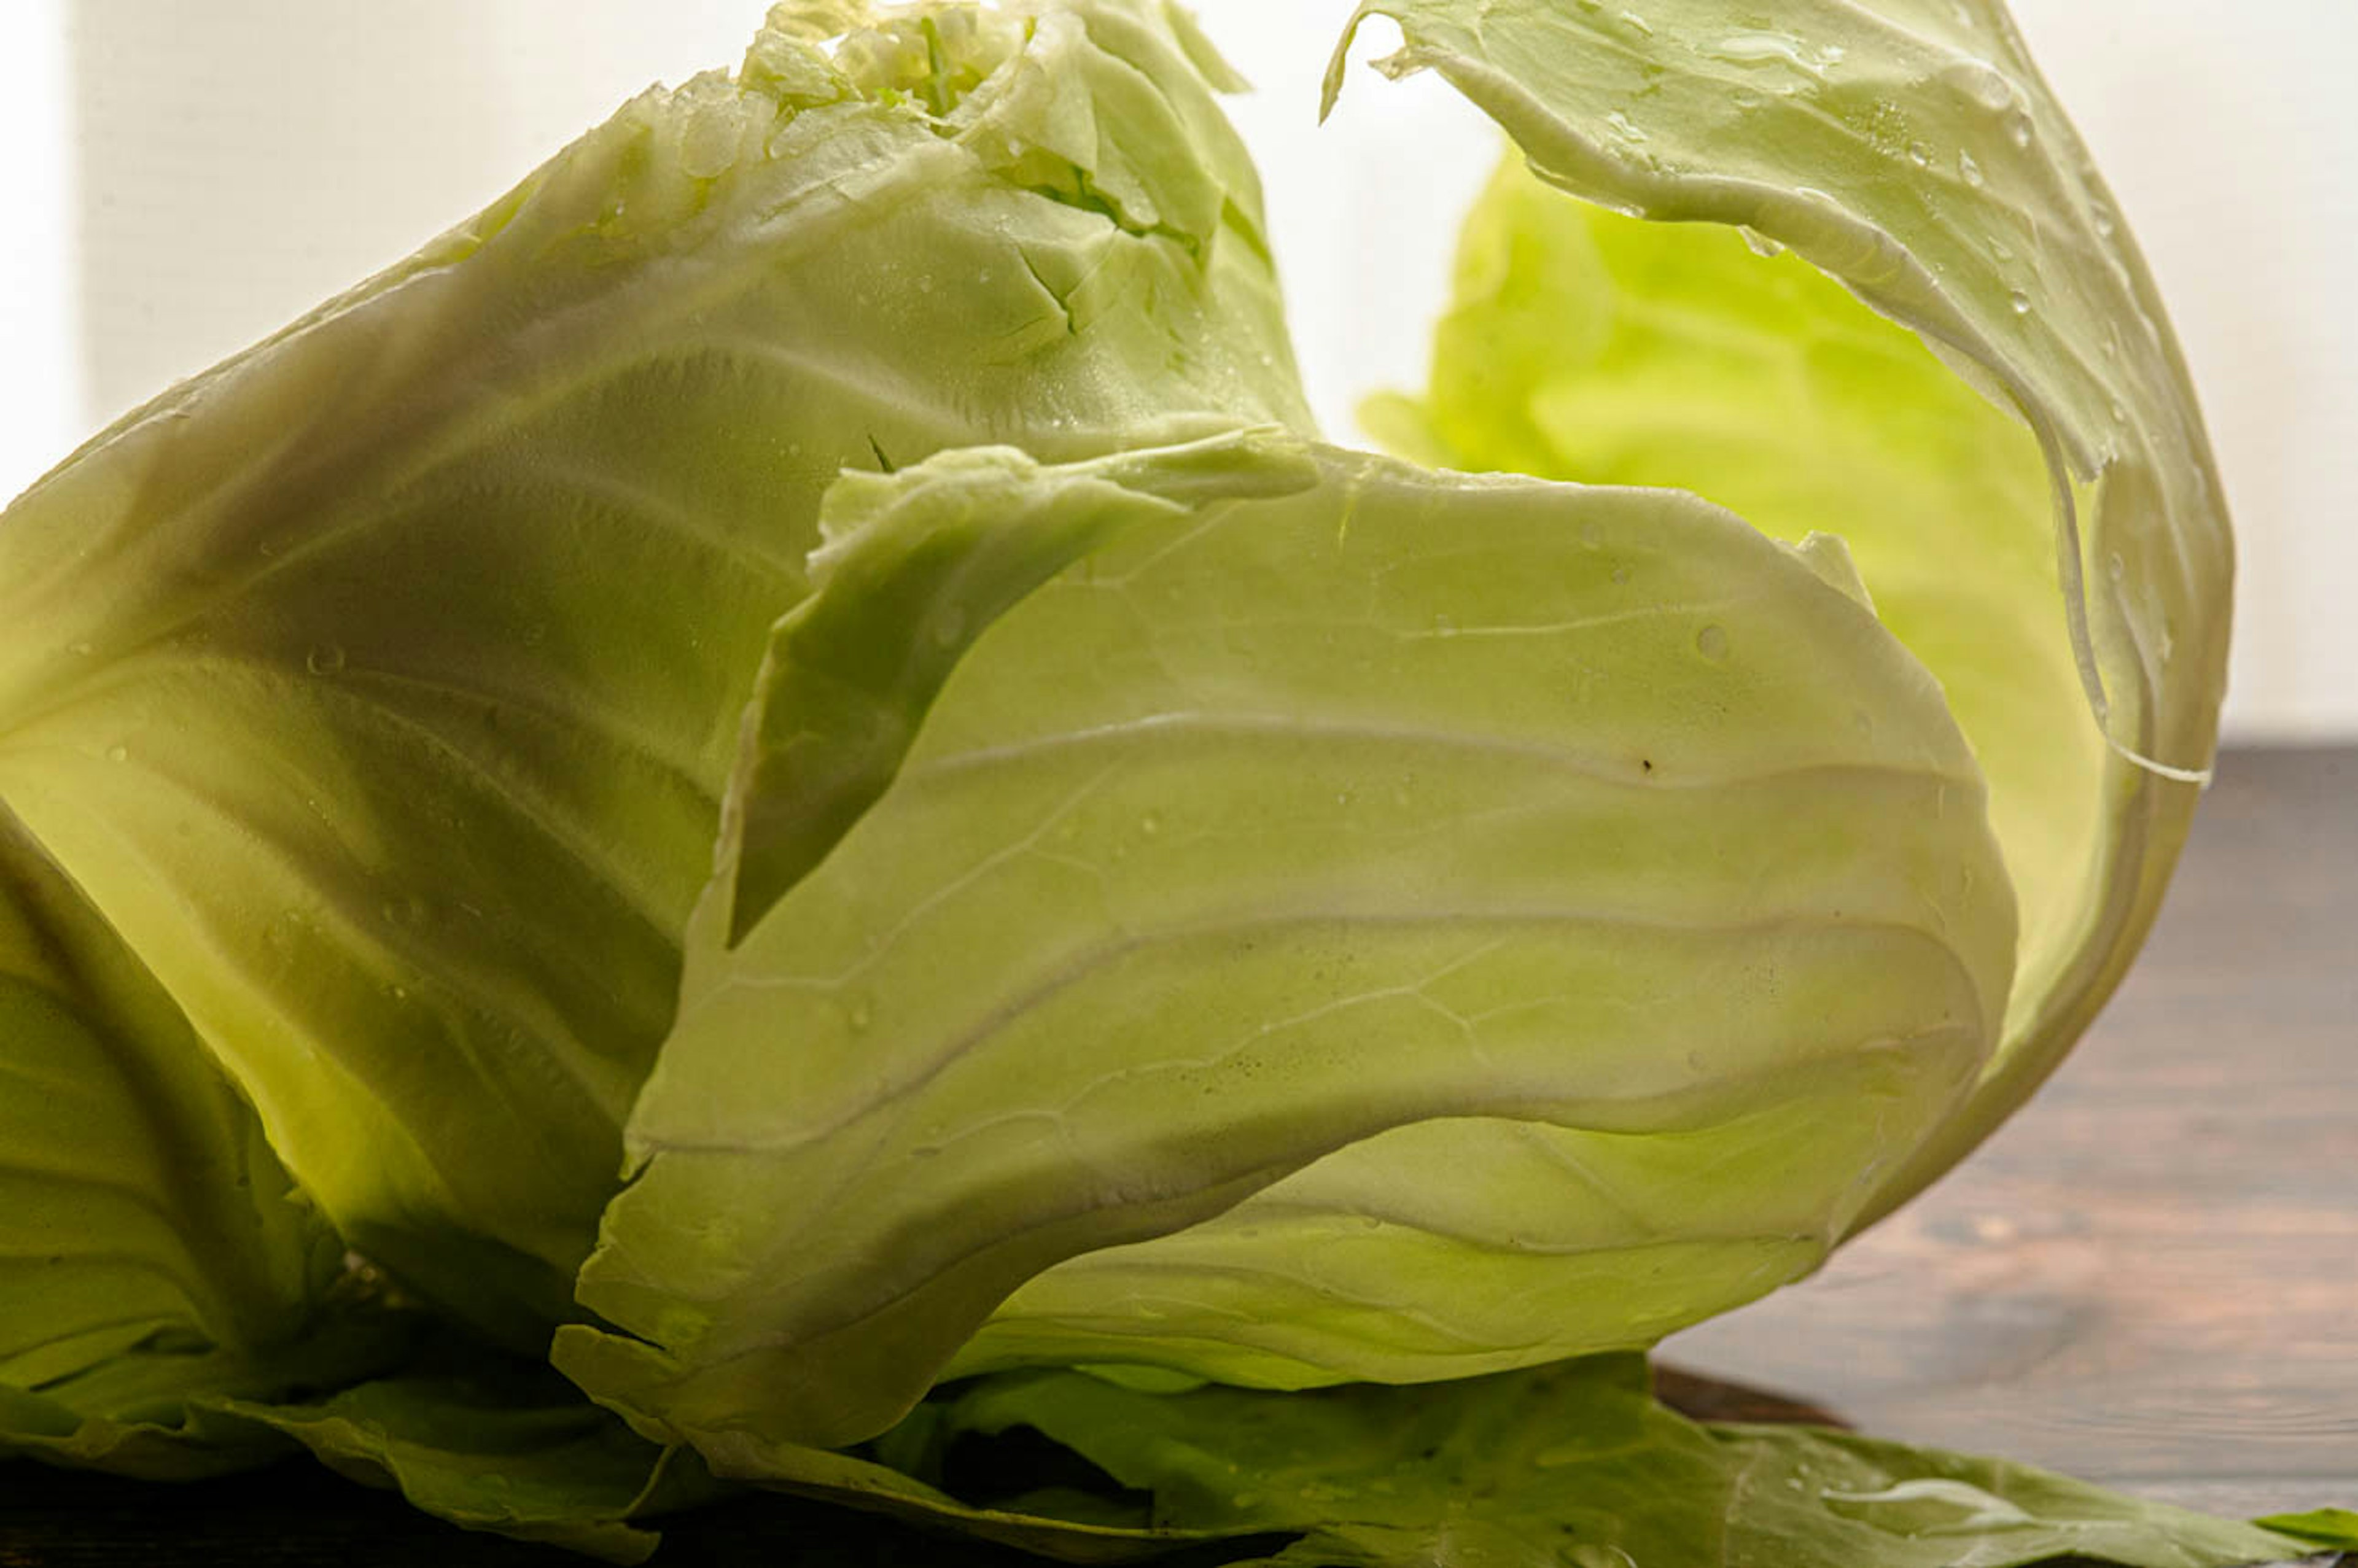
[1325,0,2232,1228]
[559,435,2015,1453]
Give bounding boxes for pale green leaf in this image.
[1328,0,2232,1224]
[0,0,1309,1344]
[0,801,404,1477]
[559,439,2013,1454]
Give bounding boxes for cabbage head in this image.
[0,1,2257,1563]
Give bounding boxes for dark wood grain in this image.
[1670,745,2358,1518]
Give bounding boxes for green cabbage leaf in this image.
[0,0,1306,1346]
[912,1355,2314,1568]
[558,433,2015,1454]
[1326,0,2233,1228]
[0,0,2287,1562]
[0,801,407,1477]
[204,1346,728,1566]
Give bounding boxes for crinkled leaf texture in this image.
[0,801,405,1477]
[559,433,2015,1453]
[1326,0,2232,1228]
[922,1356,2316,1568]
[0,0,1307,1345]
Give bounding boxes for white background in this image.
[3,1,2349,740]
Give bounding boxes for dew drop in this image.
[1739,227,1785,259]
[1610,564,1631,585]
[1958,149,1985,188]
[1695,624,1730,661]
[1712,31,1811,71]
[1139,811,1162,837]
[2107,551,2126,584]
[1950,60,2012,112]
[106,744,128,764]
[847,996,874,1032]
[306,642,346,675]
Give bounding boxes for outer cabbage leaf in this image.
[0,802,403,1478]
[1325,0,2232,1227]
[558,436,2015,1456]
[1361,159,2085,1020]
[0,0,1308,1343]
[2255,1510,2358,1551]
[207,1349,729,1566]
[718,427,1323,944]
[935,1356,2316,1568]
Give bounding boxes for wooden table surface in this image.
[2,746,2349,1562]
[1671,743,2357,1520]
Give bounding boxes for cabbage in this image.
[0,0,2304,1564]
